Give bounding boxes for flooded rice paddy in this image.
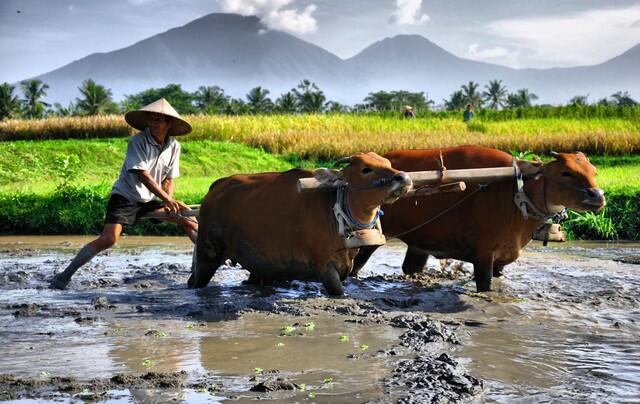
[0,236,639,403]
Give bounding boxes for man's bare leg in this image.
[49,223,123,290]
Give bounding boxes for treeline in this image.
[1,77,639,121]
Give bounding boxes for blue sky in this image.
[2,0,640,82]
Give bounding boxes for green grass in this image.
[0,138,638,239]
[0,139,301,196]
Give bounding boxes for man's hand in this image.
[163,198,190,213]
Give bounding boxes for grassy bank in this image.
[1,138,638,240]
[2,115,640,158]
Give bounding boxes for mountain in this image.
[34,13,348,103]
[344,35,515,100]
[28,13,640,105]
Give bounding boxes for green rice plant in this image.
[564,209,618,240]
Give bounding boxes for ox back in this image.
[354,146,543,292]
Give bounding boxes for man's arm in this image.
[136,171,188,212]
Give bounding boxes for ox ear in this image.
[312,168,345,187]
[517,159,543,179]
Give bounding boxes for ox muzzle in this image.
[583,188,606,210]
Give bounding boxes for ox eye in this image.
[362,167,373,174]
[561,172,574,178]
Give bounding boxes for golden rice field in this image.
[2,114,640,159]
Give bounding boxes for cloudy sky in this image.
[2,0,640,83]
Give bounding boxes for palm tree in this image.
[0,82,21,120]
[461,81,483,108]
[194,85,228,113]
[483,80,508,110]
[246,86,273,114]
[444,90,466,111]
[325,101,348,113]
[20,79,49,119]
[53,101,77,117]
[364,91,394,111]
[224,98,250,115]
[275,91,297,113]
[75,79,115,116]
[568,95,589,106]
[292,80,326,113]
[610,91,637,107]
[506,89,538,108]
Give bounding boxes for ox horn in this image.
[333,156,352,168]
[550,151,561,159]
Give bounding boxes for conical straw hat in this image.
[125,98,192,136]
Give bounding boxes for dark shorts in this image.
[105,193,164,225]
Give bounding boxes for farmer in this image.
[463,103,474,122]
[49,98,198,290]
[403,105,416,119]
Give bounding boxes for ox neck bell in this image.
[333,186,386,248]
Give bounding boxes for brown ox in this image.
[352,146,605,292]
[188,152,412,295]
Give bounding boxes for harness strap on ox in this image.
[333,186,385,248]
[512,158,568,223]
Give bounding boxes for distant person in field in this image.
[463,103,474,122]
[50,98,198,290]
[403,105,416,119]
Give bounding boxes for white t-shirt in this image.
[111,128,180,203]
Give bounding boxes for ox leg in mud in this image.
[402,246,430,275]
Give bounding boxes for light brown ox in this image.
[188,152,412,295]
[352,146,605,292]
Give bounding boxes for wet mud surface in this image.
[0,236,639,402]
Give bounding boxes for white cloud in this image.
[485,4,640,67]
[219,0,318,34]
[467,43,510,59]
[392,0,430,26]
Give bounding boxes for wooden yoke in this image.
[297,166,517,194]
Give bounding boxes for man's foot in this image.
[49,274,70,290]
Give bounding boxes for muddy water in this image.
[1,236,639,402]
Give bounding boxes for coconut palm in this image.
[20,79,49,119]
[364,91,394,111]
[275,91,297,113]
[461,81,483,108]
[52,101,77,117]
[0,82,21,120]
[75,79,116,116]
[325,101,349,113]
[194,85,228,113]
[568,95,589,106]
[610,91,637,107]
[444,90,466,111]
[483,80,508,110]
[292,80,326,113]
[506,89,538,108]
[246,86,273,114]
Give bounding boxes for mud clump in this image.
[250,378,298,392]
[110,371,187,388]
[0,371,188,401]
[387,353,483,403]
[384,315,482,402]
[390,315,460,348]
[12,303,42,317]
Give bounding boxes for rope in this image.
[387,183,490,240]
